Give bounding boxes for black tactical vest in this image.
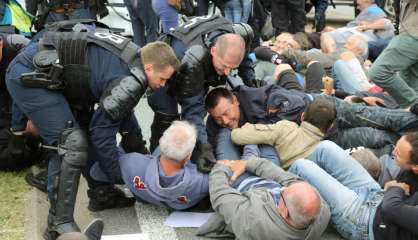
[163,15,233,47]
[37,20,146,104]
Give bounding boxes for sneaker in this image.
[305,61,326,92]
[25,170,48,193]
[87,185,135,212]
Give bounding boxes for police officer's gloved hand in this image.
[121,131,150,154]
[195,143,216,173]
[7,129,26,159]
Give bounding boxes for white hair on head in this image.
[159,120,197,162]
[352,34,369,59]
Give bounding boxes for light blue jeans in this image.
[332,60,364,93]
[223,0,252,23]
[47,8,94,22]
[289,141,384,240]
[215,128,280,165]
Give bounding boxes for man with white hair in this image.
[91,120,209,209]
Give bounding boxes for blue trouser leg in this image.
[215,128,280,165]
[329,127,399,149]
[125,0,146,47]
[47,8,94,22]
[178,90,209,144]
[6,55,77,200]
[289,141,383,240]
[332,60,363,93]
[335,98,418,132]
[224,0,242,23]
[125,0,159,47]
[328,97,418,148]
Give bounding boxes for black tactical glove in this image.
[121,131,149,154]
[194,143,216,173]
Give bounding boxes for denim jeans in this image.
[215,128,280,165]
[223,0,252,23]
[332,60,365,93]
[330,98,418,149]
[289,141,384,240]
[47,8,94,22]
[152,0,178,32]
[124,0,159,47]
[369,33,418,108]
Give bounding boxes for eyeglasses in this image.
[279,185,317,227]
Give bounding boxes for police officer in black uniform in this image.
[0,29,44,171]
[6,20,179,239]
[148,15,255,172]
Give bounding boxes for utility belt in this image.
[20,49,94,106]
[51,1,86,13]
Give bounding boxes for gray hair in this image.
[285,185,320,229]
[351,148,381,179]
[352,34,369,59]
[159,120,197,162]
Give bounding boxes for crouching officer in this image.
[148,15,255,172]
[6,20,179,239]
[0,29,44,171]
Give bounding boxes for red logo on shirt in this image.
[177,195,188,204]
[133,176,146,190]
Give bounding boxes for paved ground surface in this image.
[24,4,356,240]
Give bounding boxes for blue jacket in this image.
[119,150,209,209]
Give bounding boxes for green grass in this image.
[0,170,30,240]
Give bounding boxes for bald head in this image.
[215,34,245,61]
[210,34,246,76]
[284,181,321,229]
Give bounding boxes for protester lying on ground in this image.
[255,34,380,94]
[206,84,418,164]
[91,121,209,210]
[320,0,394,54]
[289,133,418,240]
[197,146,330,240]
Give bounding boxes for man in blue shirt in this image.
[91,120,209,210]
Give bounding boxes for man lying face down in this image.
[91,120,209,210]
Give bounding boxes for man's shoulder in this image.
[120,153,154,176]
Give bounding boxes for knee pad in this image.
[58,126,88,168]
